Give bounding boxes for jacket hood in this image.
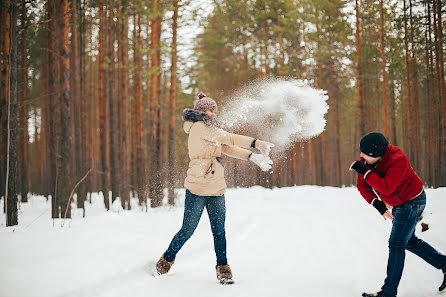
[182,108,209,122]
[182,108,216,134]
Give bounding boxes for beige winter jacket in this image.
[183,111,254,196]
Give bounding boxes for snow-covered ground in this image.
[1,186,445,297]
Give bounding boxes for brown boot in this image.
[216,264,234,284]
[156,256,174,275]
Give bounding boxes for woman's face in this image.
[206,110,216,119]
[360,152,381,164]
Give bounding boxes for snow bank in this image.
[0,187,445,297]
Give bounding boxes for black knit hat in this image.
[360,132,389,157]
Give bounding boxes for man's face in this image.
[360,152,381,164]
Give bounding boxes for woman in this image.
[156,92,274,284]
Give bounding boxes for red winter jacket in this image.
[356,144,424,207]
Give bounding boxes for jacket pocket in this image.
[204,159,224,180]
[204,163,213,177]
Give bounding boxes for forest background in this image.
[0,0,445,226]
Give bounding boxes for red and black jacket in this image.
[356,145,424,207]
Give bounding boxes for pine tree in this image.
[48,0,60,218]
[1,0,11,205]
[6,0,19,226]
[168,0,178,205]
[57,0,72,219]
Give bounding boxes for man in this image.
[350,132,446,297]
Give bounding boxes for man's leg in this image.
[164,190,207,262]
[381,201,423,296]
[407,232,446,270]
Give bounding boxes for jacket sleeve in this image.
[221,144,252,161]
[201,126,254,148]
[361,158,407,196]
[356,172,376,204]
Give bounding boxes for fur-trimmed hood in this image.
[182,108,216,134]
[182,108,210,123]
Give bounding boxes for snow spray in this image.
[219,78,329,155]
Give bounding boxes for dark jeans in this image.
[382,193,446,296]
[164,189,227,266]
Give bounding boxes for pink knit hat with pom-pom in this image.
[194,92,217,113]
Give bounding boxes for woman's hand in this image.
[255,140,274,157]
[249,153,273,171]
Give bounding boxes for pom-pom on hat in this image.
[194,92,217,113]
[360,132,389,157]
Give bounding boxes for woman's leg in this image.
[164,190,207,262]
[206,195,227,266]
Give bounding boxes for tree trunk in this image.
[1,0,11,204]
[423,0,433,185]
[70,0,83,210]
[39,42,49,197]
[435,0,446,185]
[107,3,118,204]
[278,33,284,78]
[355,0,365,136]
[19,0,28,203]
[389,77,397,146]
[78,0,87,212]
[427,0,439,186]
[57,0,72,219]
[379,0,388,138]
[134,7,144,206]
[168,0,178,206]
[149,0,163,208]
[263,20,269,76]
[329,64,342,186]
[87,9,95,197]
[433,0,441,186]
[98,0,109,209]
[118,0,130,209]
[6,0,19,226]
[409,0,420,172]
[48,0,60,218]
[18,1,29,202]
[403,0,414,164]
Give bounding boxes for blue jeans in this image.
[382,193,446,296]
[164,189,227,266]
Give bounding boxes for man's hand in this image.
[373,199,393,221]
[382,210,394,221]
[349,160,367,174]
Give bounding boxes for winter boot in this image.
[155,255,174,275]
[362,291,395,297]
[216,264,234,284]
[440,271,446,292]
